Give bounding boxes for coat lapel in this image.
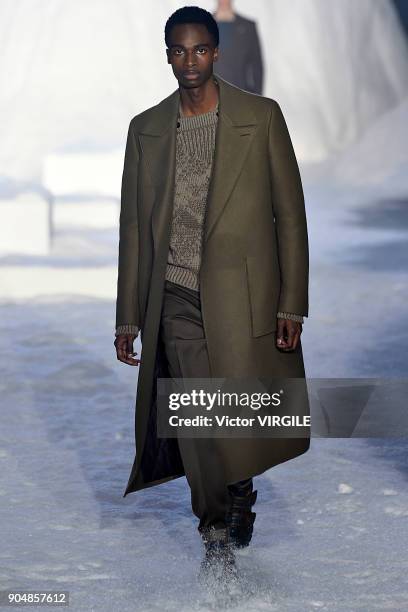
[137,74,259,255]
[203,77,258,244]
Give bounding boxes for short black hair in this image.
[165,6,219,48]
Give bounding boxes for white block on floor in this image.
[53,198,119,229]
[0,193,50,255]
[43,151,123,198]
[0,266,116,300]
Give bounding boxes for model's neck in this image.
[178,76,219,117]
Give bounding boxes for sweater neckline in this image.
[177,102,219,130]
[178,101,219,117]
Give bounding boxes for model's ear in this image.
[213,47,219,63]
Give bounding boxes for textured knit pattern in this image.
[276,312,304,323]
[115,324,139,337]
[164,102,219,291]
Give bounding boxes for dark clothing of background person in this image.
[212,12,264,95]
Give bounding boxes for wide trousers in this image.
[160,279,253,531]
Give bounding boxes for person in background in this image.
[213,0,264,94]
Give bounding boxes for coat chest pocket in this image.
[245,255,280,337]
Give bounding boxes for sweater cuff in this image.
[115,324,139,337]
[276,312,304,324]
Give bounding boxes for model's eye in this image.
[196,48,207,54]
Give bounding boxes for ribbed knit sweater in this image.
[115,87,304,337]
[165,101,219,291]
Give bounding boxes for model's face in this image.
[166,23,218,88]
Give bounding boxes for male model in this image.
[114,6,310,577]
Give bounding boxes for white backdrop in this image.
[0,0,408,183]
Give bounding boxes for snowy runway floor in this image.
[1,344,408,611]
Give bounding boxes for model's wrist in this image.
[276,311,304,324]
[115,324,139,336]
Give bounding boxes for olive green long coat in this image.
[116,74,310,497]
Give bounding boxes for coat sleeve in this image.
[268,100,309,317]
[115,118,141,332]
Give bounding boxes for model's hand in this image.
[114,334,141,366]
[276,319,302,352]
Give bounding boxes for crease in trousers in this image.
[160,279,253,532]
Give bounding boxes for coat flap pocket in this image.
[245,256,279,337]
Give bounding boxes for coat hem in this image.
[224,437,311,486]
[123,439,311,497]
[123,471,186,497]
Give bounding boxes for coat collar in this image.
[139,73,257,136]
[137,74,259,255]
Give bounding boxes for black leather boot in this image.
[226,479,257,548]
